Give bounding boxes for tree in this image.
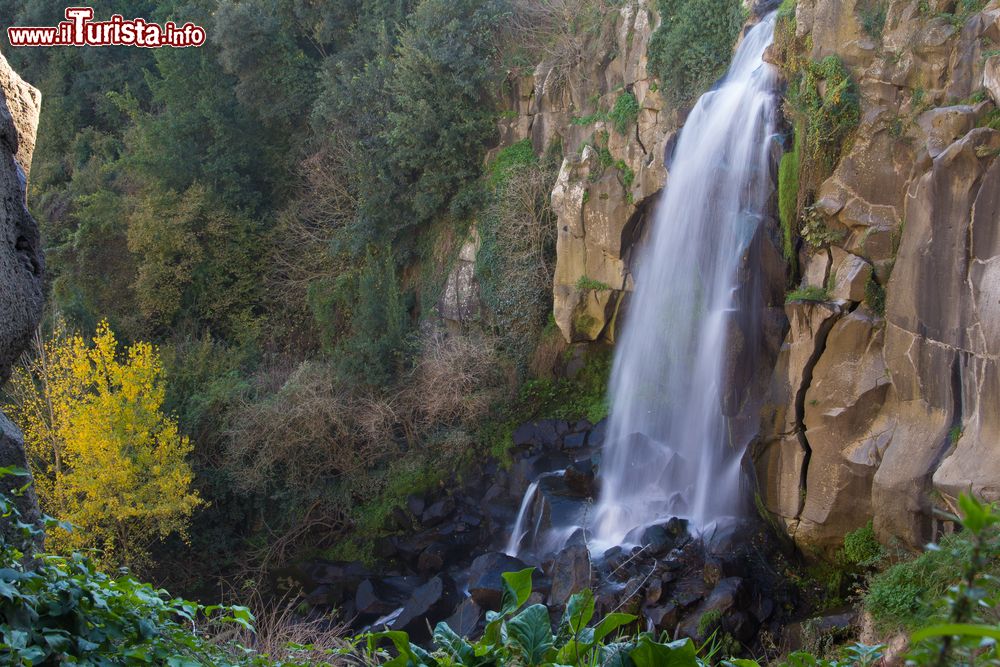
[6,322,202,570]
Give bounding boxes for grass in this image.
[864,531,997,631]
[778,126,801,265]
[786,285,830,303]
[576,275,613,291]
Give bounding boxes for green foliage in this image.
[609,92,640,135]
[864,526,997,632]
[778,128,801,264]
[367,569,710,667]
[482,349,612,464]
[864,277,886,317]
[786,285,830,303]
[647,0,747,106]
[696,609,723,637]
[478,161,558,369]
[843,522,885,567]
[386,0,508,224]
[777,0,797,19]
[801,206,846,249]
[791,56,860,170]
[489,139,539,188]
[576,275,613,291]
[0,470,319,666]
[859,1,888,40]
[333,251,408,388]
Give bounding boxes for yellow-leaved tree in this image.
[6,321,202,570]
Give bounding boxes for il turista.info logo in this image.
[8,7,206,48]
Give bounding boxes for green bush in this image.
[609,92,640,135]
[864,532,981,631]
[791,56,860,170]
[843,522,885,567]
[647,0,747,106]
[859,1,888,39]
[778,127,801,264]
[576,275,613,291]
[864,276,886,317]
[0,470,316,666]
[489,139,538,188]
[786,285,830,303]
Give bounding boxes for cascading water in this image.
[506,13,781,560]
[592,13,779,548]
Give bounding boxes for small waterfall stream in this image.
[508,13,780,559]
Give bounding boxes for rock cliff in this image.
[757,0,1000,553]
[438,0,1000,558]
[0,48,43,540]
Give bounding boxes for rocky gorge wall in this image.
[757,0,1000,555]
[441,0,1000,560]
[0,48,43,540]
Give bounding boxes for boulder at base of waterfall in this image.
[563,458,597,497]
[678,577,747,641]
[355,576,422,617]
[390,576,458,640]
[643,602,679,634]
[467,552,530,609]
[445,598,483,637]
[547,543,592,606]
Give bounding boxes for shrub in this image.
[778,127,801,264]
[864,531,984,631]
[489,139,538,188]
[498,0,617,89]
[786,285,830,303]
[576,275,613,291]
[864,276,886,317]
[477,162,558,368]
[791,56,860,170]
[859,1,888,39]
[843,522,885,567]
[609,91,640,135]
[647,0,747,106]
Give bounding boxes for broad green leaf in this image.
[593,612,637,643]
[434,622,476,664]
[507,603,554,666]
[723,660,763,667]
[560,589,595,636]
[628,636,698,667]
[600,640,636,667]
[500,568,535,615]
[912,623,1000,643]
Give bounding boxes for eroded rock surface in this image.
[757,0,1000,553]
[0,49,43,544]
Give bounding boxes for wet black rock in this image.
[356,576,422,617]
[421,497,456,527]
[547,543,591,606]
[643,601,679,633]
[467,552,529,609]
[563,459,597,497]
[445,598,483,638]
[390,576,458,640]
[406,494,426,516]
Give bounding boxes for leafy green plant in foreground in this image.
[369,567,702,667]
[0,467,349,666]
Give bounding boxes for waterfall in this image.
[590,13,780,548]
